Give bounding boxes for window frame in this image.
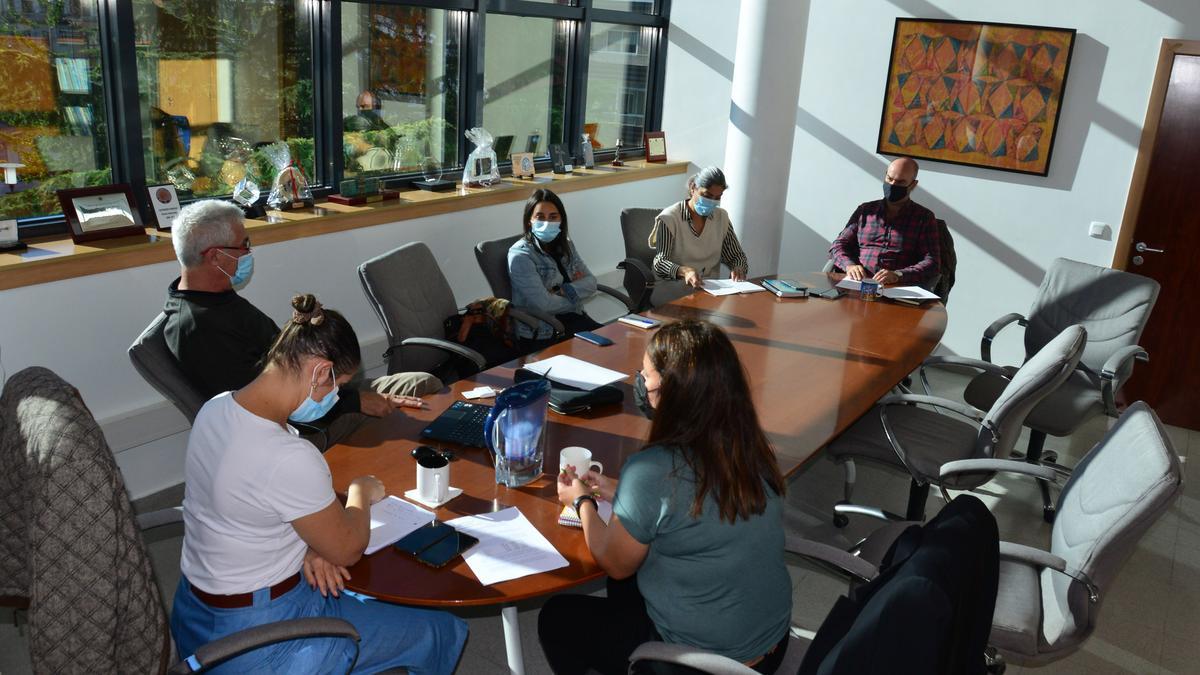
[9,0,670,236]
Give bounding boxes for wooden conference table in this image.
[324,274,946,673]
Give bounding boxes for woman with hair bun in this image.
[170,294,467,674]
[650,166,749,289]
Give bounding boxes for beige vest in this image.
[651,202,731,278]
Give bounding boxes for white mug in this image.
[559,446,603,478]
[416,454,450,503]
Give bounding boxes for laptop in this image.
[420,400,491,448]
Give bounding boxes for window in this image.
[482,14,569,159]
[584,22,652,149]
[593,0,657,15]
[131,0,314,198]
[0,0,112,221]
[341,4,460,179]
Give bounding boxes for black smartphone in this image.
[416,529,480,568]
[394,521,453,556]
[574,331,614,346]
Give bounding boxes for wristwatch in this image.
[573,494,598,517]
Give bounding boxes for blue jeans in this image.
[171,575,467,675]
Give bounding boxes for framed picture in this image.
[644,131,667,162]
[57,184,146,243]
[549,143,570,174]
[510,152,536,179]
[877,18,1076,176]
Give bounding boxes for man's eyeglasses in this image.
[202,237,252,256]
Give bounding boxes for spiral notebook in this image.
[558,499,614,528]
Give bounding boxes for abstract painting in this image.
[877,19,1076,176]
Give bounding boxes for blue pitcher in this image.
[485,378,552,487]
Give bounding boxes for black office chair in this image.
[617,207,692,311]
[129,312,207,423]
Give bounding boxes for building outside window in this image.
[584,22,651,150]
[482,14,569,160]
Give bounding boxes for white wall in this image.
[665,0,1197,364]
[0,175,684,498]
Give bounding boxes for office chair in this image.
[473,234,634,333]
[955,257,1160,521]
[821,401,1181,672]
[826,324,1086,523]
[617,207,690,311]
[129,312,207,423]
[0,366,363,674]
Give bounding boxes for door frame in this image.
[1114,39,1200,270]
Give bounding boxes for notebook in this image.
[558,499,614,528]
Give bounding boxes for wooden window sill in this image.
[0,160,687,292]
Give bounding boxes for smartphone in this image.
[394,521,454,556]
[574,331,613,346]
[416,529,480,568]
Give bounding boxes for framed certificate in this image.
[644,131,667,163]
[57,184,146,243]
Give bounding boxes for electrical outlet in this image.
[1089,221,1111,240]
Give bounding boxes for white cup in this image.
[416,454,450,503]
[559,446,603,478]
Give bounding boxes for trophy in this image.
[611,139,625,167]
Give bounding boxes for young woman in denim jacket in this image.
[507,188,603,347]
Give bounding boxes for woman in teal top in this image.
[537,320,792,674]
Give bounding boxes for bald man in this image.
[828,157,940,286]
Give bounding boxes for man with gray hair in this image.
[162,199,441,445]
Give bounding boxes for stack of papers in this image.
[366,496,436,554]
[446,507,569,586]
[524,354,628,391]
[701,279,768,296]
[881,286,940,301]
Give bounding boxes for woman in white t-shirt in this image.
[170,294,467,674]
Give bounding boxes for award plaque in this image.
[549,144,571,174]
[510,152,536,179]
[644,131,667,163]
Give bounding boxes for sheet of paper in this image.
[836,278,862,291]
[523,354,628,391]
[701,279,768,296]
[446,507,569,586]
[366,495,436,555]
[463,386,497,400]
[881,285,940,301]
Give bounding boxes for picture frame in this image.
[876,18,1076,176]
[644,131,667,162]
[146,183,181,231]
[549,143,571,174]
[57,183,146,243]
[510,152,536,179]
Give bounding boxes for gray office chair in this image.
[957,257,1160,521]
[821,401,1181,672]
[629,630,811,675]
[618,207,691,310]
[129,312,207,423]
[473,234,634,331]
[358,242,489,383]
[0,366,362,675]
[826,324,1086,522]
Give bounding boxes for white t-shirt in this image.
[180,392,335,594]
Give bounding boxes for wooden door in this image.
[1115,41,1200,429]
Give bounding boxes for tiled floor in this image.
[1,369,1195,674]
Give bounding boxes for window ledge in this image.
[0,160,687,292]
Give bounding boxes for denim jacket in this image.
[508,235,598,339]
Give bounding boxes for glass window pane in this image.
[584,23,652,150]
[519,1,577,5]
[483,15,568,159]
[593,0,656,14]
[341,4,460,180]
[132,0,314,198]
[0,1,112,221]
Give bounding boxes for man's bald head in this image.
[887,157,919,183]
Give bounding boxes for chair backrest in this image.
[128,312,207,423]
[979,325,1087,460]
[620,207,659,267]
[474,234,523,301]
[0,367,170,674]
[1041,401,1181,650]
[932,218,956,303]
[358,242,460,374]
[1026,258,1160,376]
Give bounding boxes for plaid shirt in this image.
[829,199,940,284]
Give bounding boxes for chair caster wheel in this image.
[1043,450,1058,464]
[1043,506,1057,524]
[833,514,849,528]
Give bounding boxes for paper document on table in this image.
[701,279,767,296]
[446,507,569,586]
[836,278,862,291]
[881,285,940,301]
[365,496,436,555]
[523,354,628,391]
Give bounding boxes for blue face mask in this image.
[531,219,561,243]
[290,365,339,423]
[218,250,254,290]
[693,195,718,217]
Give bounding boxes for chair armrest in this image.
[137,506,183,531]
[398,337,487,369]
[617,258,656,311]
[509,307,566,335]
[833,503,908,523]
[595,283,636,312]
[1100,345,1150,416]
[877,393,987,423]
[617,257,655,285]
[940,458,1057,484]
[919,355,1011,397]
[628,642,758,675]
[785,534,879,582]
[999,542,1099,603]
[981,313,1027,363]
[170,617,361,675]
